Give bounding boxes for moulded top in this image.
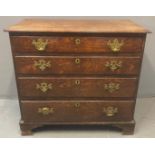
[5,19,150,33]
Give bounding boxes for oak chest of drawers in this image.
[6,19,149,135]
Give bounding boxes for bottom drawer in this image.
[21,100,135,123]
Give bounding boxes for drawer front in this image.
[11,36,144,53]
[18,77,137,98]
[21,100,134,122]
[15,56,141,75]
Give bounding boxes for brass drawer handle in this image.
[38,107,54,115]
[75,38,81,45]
[36,82,52,93]
[75,80,80,85]
[105,60,122,71]
[75,58,80,64]
[32,38,48,51]
[74,103,80,108]
[34,59,51,71]
[103,106,118,117]
[104,82,120,93]
[107,39,124,52]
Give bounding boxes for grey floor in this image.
[0,97,155,138]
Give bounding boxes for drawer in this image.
[11,36,144,53]
[15,56,141,75]
[18,77,137,98]
[21,100,134,123]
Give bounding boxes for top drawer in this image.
[10,36,144,53]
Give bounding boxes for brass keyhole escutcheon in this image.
[75,58,80,64]
[75,80,80,85]
[74,103,80,108]
[75,38,81,45]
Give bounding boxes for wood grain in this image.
[18,77,138,98]
[6,19,149,135]
[5,19,149,33]
[21,100,134,122]
[11,36,144,53]
[15,56,141,75]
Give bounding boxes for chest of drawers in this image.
[6,19,149,135]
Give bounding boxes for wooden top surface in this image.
[5,19,149,33]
